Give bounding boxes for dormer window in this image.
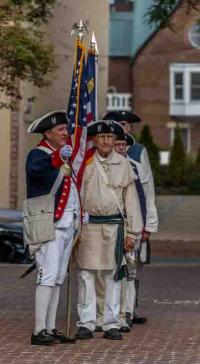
[188,23,200,49]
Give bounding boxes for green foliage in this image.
[168,127,186,186]
[137,125,200,195]
[146,0,200,28]
[187,147,200,193]
[139,124,160,184]
[0,0,57,109]
[194,146,200,171]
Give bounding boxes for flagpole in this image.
[64,19,88,342]
[91,31,99,121]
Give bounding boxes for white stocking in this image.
[34,285,52,334]
[46,285,61,333]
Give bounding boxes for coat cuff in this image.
[126,231,141,240]
[51,149,65,168]
[144,225,158,233]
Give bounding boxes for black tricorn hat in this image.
[116,132,135,146]
[88,120,116,136]
[27,110,68,134]
[103,110,141,124]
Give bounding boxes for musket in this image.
[20,261,36,279]
[135,278,139,308]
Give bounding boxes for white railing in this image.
[106,93,132,111]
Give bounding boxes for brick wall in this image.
[132,1,200,153]
[109,57,132,92]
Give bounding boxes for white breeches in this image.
[125,280,137,317]
[119,266,137,325]
[77,269,121,332]
[35,212,75,286]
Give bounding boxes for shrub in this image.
[168,127,186,187]
[187,147,200,194]
[139,124,160,184]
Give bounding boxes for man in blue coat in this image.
[25,111,81,345]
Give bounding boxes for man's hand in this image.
[82,211,89,225]
[60,145,73,160]
[124,236,134,252]
[142,231,151,242]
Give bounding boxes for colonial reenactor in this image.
[75,120,143,340]
[104,111,158,327]
[23,111,81,345]
[113,125,146,332]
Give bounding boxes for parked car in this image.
[0,209,33,264]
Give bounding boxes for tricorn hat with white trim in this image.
[114,122,135,146]
[87,120,116,136]
[27,110,68,134]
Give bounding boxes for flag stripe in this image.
[67,40,91,190]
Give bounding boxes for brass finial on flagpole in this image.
[91,31,99,55]
[71,20,88,43]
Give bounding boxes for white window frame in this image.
[170,63,200,107]
[171,71,185,103]
[189,71,200,102]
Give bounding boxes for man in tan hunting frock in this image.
[75,120,143,341]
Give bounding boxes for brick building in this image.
[108,0,200,156]
[0,0,109,209]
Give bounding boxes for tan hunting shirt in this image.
[75,150,143,270]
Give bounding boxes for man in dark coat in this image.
[24,111,81,345]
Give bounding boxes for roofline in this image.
[132,0,182,63]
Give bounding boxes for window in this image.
[191,72,200,100]
[109,12,133,56]
[174,72,184,100]
[167,122,191,153]
[170,64,200,116]
[188,23,200,49]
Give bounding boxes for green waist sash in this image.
[89,214,127,281]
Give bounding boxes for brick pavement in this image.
[0,264,200,364]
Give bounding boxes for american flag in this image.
[67,41,93,190]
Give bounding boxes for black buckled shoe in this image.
[95,326,103,333]
[103,328,123,340]
[50,329,76,344]
[31,329,60,345]
[75,326,93,340]
[119,325,130,333]
[126,312,133,327]
[132,315,148,324]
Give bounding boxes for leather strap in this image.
[94,155,125,220]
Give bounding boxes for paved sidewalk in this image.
[1,264,200,364]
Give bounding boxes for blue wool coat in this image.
[26,148,64,210]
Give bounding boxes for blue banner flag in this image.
[86,50,96,121]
